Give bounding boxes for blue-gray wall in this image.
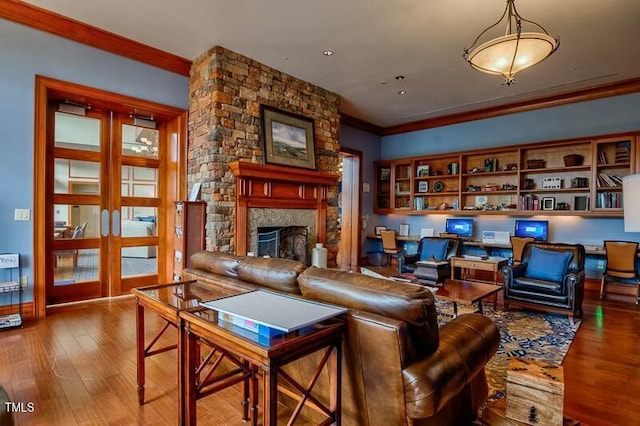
[373,92,640,278]
[0,19,189,303]
[339,125,381,255]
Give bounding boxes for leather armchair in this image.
[400,237,461,274]
[501,242,585,318]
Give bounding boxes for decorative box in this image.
[526,159,545,169]
[506,358,564,426]
[563,154,583,167]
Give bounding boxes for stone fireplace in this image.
[229,161,338,263]
[188,46,341,264]
[249,208,316,262]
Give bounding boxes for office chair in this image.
[380,230,403,270]
[600,240,639,304]
[510,236,534,264]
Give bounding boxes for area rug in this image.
[436,300,581,401]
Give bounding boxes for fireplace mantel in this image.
[229,161,339,255]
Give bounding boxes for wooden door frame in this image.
[34,75,187,318]
[339,148,363,268]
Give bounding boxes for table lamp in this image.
[622,174,640,232]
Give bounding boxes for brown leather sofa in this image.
[184,251,500,425]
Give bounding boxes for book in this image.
[463,254,489,260]
[200,290,346,334]
[0,281,19,292]
[0,313,21,328]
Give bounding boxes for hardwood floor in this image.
[0,288,638,425]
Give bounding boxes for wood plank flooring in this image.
[0,288,638,425]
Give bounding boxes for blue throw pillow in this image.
[525,246,572,282]
[419,239,449,261]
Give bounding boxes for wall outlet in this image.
[20,275,28,287]
[597,260,605,270]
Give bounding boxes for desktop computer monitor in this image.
[514,220,549,241]
[445,218,474,238]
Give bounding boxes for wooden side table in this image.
[180,308,345,426]
[132,281,244,420]
[451,256,509,285]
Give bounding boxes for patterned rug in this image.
[436,300,581,401]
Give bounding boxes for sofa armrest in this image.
[402,313,500,419]
[501,263,526,286]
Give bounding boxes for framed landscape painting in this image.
[260,105,316,170]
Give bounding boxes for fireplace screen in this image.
[257,226,309,264]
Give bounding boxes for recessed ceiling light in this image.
[395,75,405,80]
[323,50,334,56]
[398,90,407,95]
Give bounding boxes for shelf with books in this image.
[373,132,637,217]
[593,136,635,211]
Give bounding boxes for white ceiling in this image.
[23,0,640,128]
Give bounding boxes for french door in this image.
[37,76,186,310]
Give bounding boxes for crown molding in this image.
[340,113,383,136]
[382,77,640,136]
[0,0,191,76]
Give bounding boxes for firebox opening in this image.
[257,226,309,265]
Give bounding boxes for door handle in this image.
[112,210,120,236]
[101,209,110,237]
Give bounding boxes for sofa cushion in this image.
[298,267,439,361]
[512,276,564,296]
[419,239,449,261]
[525,246,572,282]
[237,257,305,294]
[190,251,242,279]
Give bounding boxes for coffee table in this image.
[435,279,502,318]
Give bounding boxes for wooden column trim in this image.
[229,161,339,256]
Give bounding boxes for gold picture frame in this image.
[260,105,316,170]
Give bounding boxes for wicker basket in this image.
[563,154,584,166]
[526,159,545,169]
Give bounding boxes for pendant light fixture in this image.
[463,0,559,85]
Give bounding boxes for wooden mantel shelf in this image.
[229,161,339,185]
[229,161,339,255]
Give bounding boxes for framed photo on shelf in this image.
[416,165,430,177]
[260,105,316,170]
[380,168,390,181]
[399,223,410,237]
[542,197,556,210]
[374,226,387,236]
[418,181,429,192]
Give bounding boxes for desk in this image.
[131,281,243,414]
[366,234,638,259]
[179,308,345,426]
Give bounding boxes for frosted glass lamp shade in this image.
[466,33,558,82]
[623,174,640,232]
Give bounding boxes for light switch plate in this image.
[14,208,30,221]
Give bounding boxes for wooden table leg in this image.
[330,337,343,425]
[184,326,198,426]
[178,316,186,425]
[250,366,258,426]
[263,366,278,426]
[242,360,250,422]
[135,299,145,405]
